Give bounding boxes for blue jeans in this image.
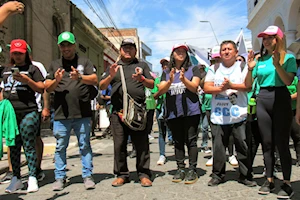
[156,110,172,156]
[200,112,209,148]
[53,117,93,180]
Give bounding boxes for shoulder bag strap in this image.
[119,65,128,121]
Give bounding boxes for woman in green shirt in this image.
[246,26,296,199]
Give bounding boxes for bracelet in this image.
[140,75,145,82]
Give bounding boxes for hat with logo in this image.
[172,44,188,52]
[160,56,170,64]
[7,43,32,53]
[57,31,76,44]
[121,38,136,47]
[257,25,284,39]
[211,45,220,59]
[10,39,27,53]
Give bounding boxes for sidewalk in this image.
[0,126,299,200]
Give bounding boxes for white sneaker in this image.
[206,157,213,167]
[148,135,155,141]
[229,155,238,166]
[5,176,24,193]
[27,176,39,193]
[157,155,166,165]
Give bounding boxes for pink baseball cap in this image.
[211,45,220,59]
[257,25,284,39]
[172,44,188,52]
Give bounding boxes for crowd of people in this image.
[0,2,299,199]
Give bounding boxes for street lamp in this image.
[200,20,219,45]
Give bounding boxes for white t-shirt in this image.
[205,61,248,125]
[32,61,47,112]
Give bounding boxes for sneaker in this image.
[0,171,13,184]
[84,176,95,190]
[5,176,24,193]
[53,179,66,191]
[148,134,155,141]
[172,169,185,183]
[258,180,275,195]
[208,177,224,186]
[202,146,211,154]
[238,177,257,187]
[129,150,136,159]
[168,140,174,146]
[228,155,238,166]
[184,170,198,184]
[277,183,294,199]
[27,176,39,193]
[206,157,213,167]
[296,161,300,167]
[36,169,45,182]
[157,155,166,165]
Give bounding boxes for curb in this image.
[0,132,105,176]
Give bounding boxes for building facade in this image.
[247,0,300,58]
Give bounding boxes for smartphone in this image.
[11,67,20,75]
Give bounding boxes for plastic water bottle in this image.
[247,98,256,115]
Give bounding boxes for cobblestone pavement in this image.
[0,130,299,200]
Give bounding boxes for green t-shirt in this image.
[201,93,212,112]
[287,76,298,110]
[252,54,297,87]
[151,77,165,110]
[247,78,260,101]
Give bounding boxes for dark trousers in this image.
[291,110,300,162]
[257,87,292,180]
[10,111,40,178]
[110,113,151,179]
[145,109,155,135]
[246,119,261,175]
[168,115,200,171]
[211,121,250,180]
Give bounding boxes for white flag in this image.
[235,29,248,56]
[187,44,210,67]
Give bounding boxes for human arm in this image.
[41,91,50,121]
[132,65,154,89]
[0,1,24,26]
[13,73,44,93]
[45,68,64,92]
[155,69,175,97]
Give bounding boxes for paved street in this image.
[0,128,299,200]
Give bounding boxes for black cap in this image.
[121,38,136,48]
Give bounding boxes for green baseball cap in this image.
[57,31,76,44]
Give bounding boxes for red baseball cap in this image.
[10,39,27,53]
[172,44,188,52]
[257,25,284,39]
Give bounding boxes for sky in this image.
[71,0,251,74]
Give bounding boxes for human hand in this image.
[247,50,257,70]
[179,67,185,82]
[221,77,231,91]
[132,67,144,82]
[169,68,175,83]
[13,72,30,84]
[109,63,120,78]
[3,1,25,14]
[70,66,81,80]
[54,68,65,82]
[41,108,50,121]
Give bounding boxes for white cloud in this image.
[72,0,250,74]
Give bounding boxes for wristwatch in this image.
[78,74,82,81]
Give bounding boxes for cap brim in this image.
[257,32,276,38]
[58,40,75,45]
[10,48,26,53]
[173,46,188,51]
[211,53,220,58]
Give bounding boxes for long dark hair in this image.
[10,51,32,66]
[168,50,191,71]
